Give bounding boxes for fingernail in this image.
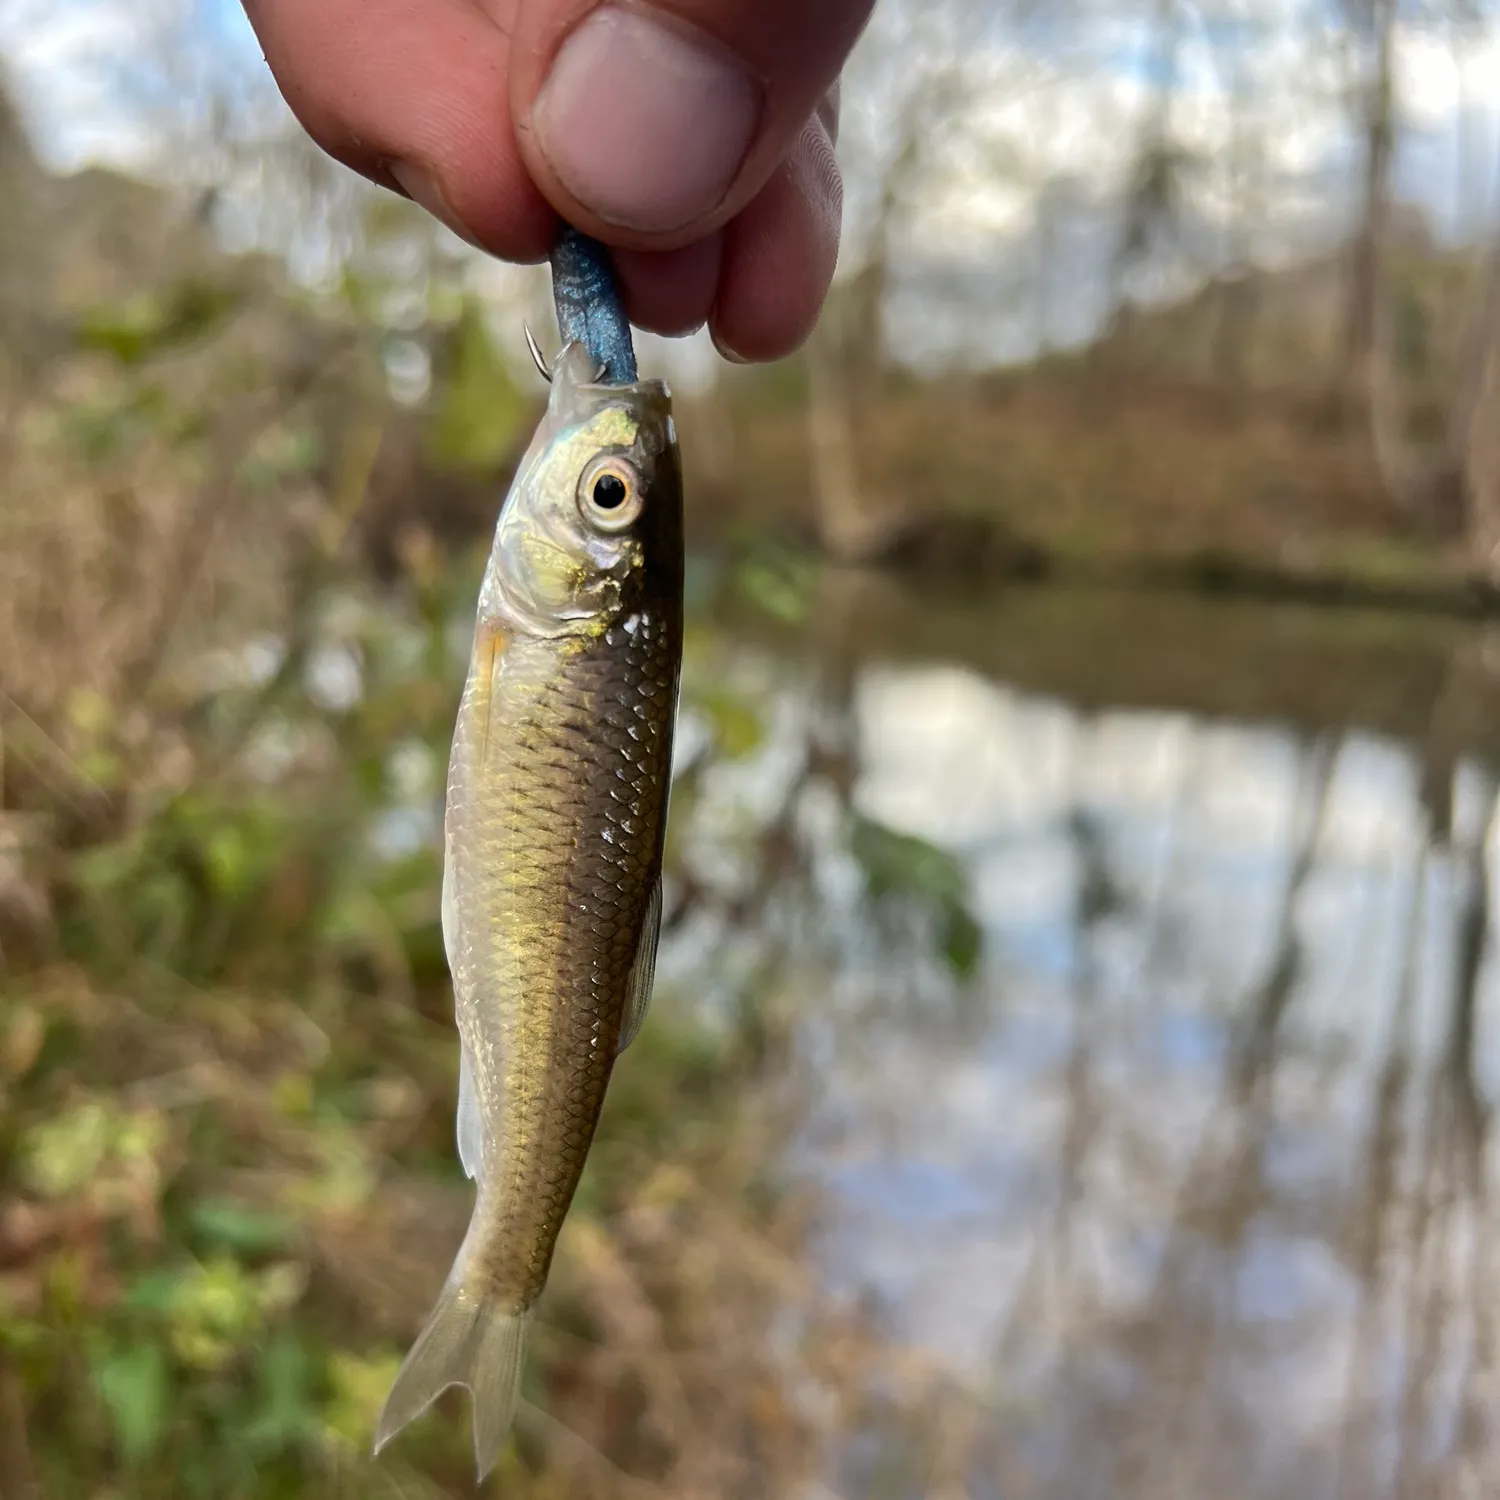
[819,82,841,146]
[711,327,750,365]
[390,162,483,249]
[534,7,761,234]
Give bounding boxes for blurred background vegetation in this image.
[4,1,1500,1496]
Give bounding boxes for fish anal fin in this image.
[440,853,458,973]
[618,876,662,1054]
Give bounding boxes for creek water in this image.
[657,562,1500,1500]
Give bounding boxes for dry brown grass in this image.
[685,365,1421,575]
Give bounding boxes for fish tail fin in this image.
[373,1259,531,1482]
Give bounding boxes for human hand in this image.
[241,0,874,361]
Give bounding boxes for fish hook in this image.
[524,324,552,384]
[523,326,610,386]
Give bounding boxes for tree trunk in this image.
[803,68,954,561]
[1447,221,1500,558]
[1336,0,1429,522]
[844,84,933,393]
[1106,0,1183,342]
[805,320,881,562]
[1341,0,1397,417]
[0,81,52,386]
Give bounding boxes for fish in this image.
[373,235,683,1480]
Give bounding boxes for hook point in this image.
[524,325,552,383]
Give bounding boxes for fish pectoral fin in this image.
[617,876,663,1054]
[456,1040,485,1182]
[445,861,487,1183]
[440,850,458,971]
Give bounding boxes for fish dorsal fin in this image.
[457,1041,484,1181]
[617,877,662,1054]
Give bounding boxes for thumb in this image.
[508,0,871,247]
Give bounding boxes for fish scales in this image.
[451,616,677,1296]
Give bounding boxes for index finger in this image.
[242,0,557,261]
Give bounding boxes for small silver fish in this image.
[374,339,683,1478]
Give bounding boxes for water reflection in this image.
[663,570,1500,1499]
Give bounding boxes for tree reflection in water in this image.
[659,566,1500,1500]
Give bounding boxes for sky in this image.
[2,0,1497,368]
[4,0,1496,226]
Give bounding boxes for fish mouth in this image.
[548,343,671,421]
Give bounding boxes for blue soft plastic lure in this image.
[549,228,637,386]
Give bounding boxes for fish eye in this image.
[577,456,644,534]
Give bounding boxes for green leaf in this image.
[851,817,966,905]
[167,1256,265,1371]
[93,1342,168,1465]
[697,688,764,760]
[204,824,248,899]
[187,1200,294,1256]
[941,903,983,981]
[735,551,814,626]
[76,280,239,366]
[322,1351,401,1451]
[850,816,984,979]
[125,1269,183,1316]
[72,834,148,898]
[22,1101,112,1198]
[245,1332,314,1454]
